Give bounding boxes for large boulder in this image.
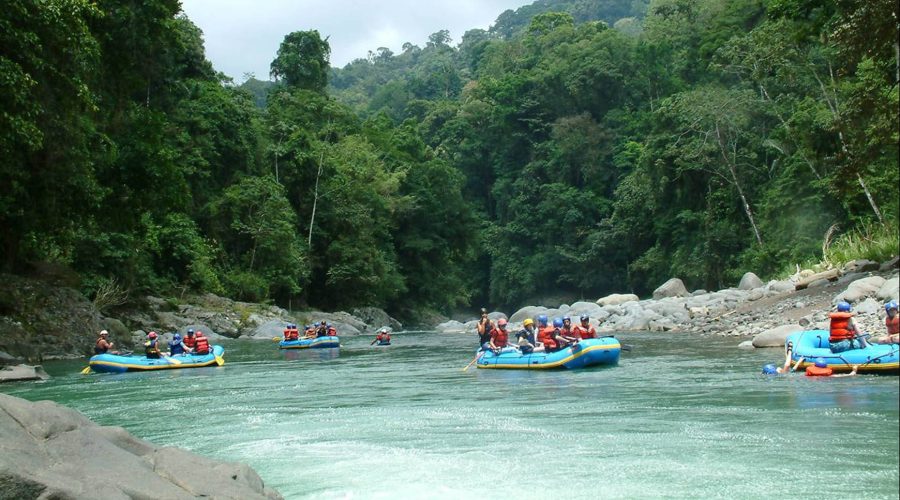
[652,278,689,300]
[738,272,764,290]
[834,276,887,304]
[842,259,880,274]
[350,307,403,331]
[794,269,840,290]
[245,319,288,340]
[509,306,551,323]
[435,320,467,334]
[0,364,49,383]
[876,277,899,303]
[596,293,639,306]
[766,280,795,293]
[752,324,805,348]
[880,256,899,271]
[0,394,281,499]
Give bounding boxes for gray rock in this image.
[855,297,880,315]
[350,307,403,331]
[879,256,899,271]
[876,277,899,302]
[738,272,764,290]
[509,306,551,323]
[836,271,866,285]
[596,293,639,306]
[435,320,467,333]
[690,289,708,296]
[0,393,281,499]
[752,324,805,348]
[834,276,886,304]
[245,319,289,340]
[842,259,880,273]
[808,278,831,289]
[795,269,840,290]
[652,278,689,300]
[767,280,795,293]
[746,289,765,301]
[0,350,23,366]
[0,364,49,383]
[737,340,755,349]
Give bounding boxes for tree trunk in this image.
[307,150,324,247]
[715,123,763,246]
[857,173,884,225]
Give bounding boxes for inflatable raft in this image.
[89,345,225,373]
[477,337,620,370]
[786,330,899,374]
[279,336,340,349]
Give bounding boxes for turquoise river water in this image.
[3,331,899,499]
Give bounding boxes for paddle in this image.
[80,366,91,375]
[462,351,484,372]
[791,356,805,372]
[214,349,225,366]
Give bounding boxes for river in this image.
[3,331,898,499]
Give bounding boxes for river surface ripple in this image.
[4,331,899,499]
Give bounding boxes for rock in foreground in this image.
[0,393,282,500]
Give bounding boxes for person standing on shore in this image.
[476,308,493,350]
[871,301,899,345]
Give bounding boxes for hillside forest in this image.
[1,0,897,321]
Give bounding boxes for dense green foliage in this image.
[1,0,897,318]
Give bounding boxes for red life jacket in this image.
[887,314,900,335]
[574,325,596,339]
[490,327,509,347]
[288,329,300,340]
[327,326,337,337]
[829,312,854,342]
[538,326,557,349]
[184,336,196,348]
[194,334,210,354]
[806,365,833,377]
[377,333,390,342]
[283,329,291,340]
[560,326,575,339]
[305,328,315,338]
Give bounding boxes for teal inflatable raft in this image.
[786,330,899,374]
[88,345,224,373]
[477,337,620,370]
[279,336,339,349]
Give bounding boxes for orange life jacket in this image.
[887,314,900,335]
[574,325,596,339]
[194,334,210,354]
[327,326,337,337]
[538,326,557,349]
[283,329,291,340]
[288,329,300,340]
[490,327,508,348]
[183,336,196,348]
[829,312,854,342]
[806,365,833,377]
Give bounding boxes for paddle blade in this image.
[620,344,633,352]
[80,366,91,375]
[272,337,282,342]
[214,354,225,366]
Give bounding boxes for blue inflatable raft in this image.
[279,336,340,349]
[88,345,225,373]
[477,337,620,370]
[786,330,899,374]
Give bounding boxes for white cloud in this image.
[179,0,528,81]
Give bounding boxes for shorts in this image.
[830,339,860,353]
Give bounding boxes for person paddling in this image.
[476,308,493,350]
[515,318,541,354]
[574,315,596,339]
[488,318,511,354]
[144,332,162,359]
[371,328,391,345]
[537,315,558,352]
[94,330,117,355]
[871,301,899,345]
[168,333,190,356]
[183,328,197,350]
[193,331,211,355]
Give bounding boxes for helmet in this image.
[148,331,158,339]
[187,328,195,334]
[320,320,327,325]
[173,334,182,342]
[196,331,204,337]
[761,364,777,375]
[579,314,589,322]
[99,330,109,336]
[537,314,549,326]
[562,316,571,322]
[886,301,898,312]
[498,318,508,328]
[814,358,827,368]
[480,307,488,314]
[523,318,534,327]
[837,301,851,312]
[553,318,563,328]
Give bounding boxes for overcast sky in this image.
[179,0,530,82]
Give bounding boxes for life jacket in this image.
[327,326,337,337]
[144,339,160,358]
[574,325,596,339]
[806,365,833,377]
[95,338,110,354]
[305,327,315,338]
[184,335,196,348]
[560,326,577,339]
[378,333,390,342]
[829,312,854,342]
[538,326,557,350]
[283,329,291,340]
[288,329,300,341]
[169,340,185,356]
[887,314,900,335]
[193,334,210,354]
[490,327,509,348]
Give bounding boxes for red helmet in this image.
[148,331,158,339]
[498,318,508,328]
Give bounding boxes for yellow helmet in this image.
[523,318,534,326]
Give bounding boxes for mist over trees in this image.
[1,0,896,318]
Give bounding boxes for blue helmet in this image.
[537,314,549,326]
[761,364,777,375]
[886,301,898,312]
[173,334,182,342]
[814,357,828,368]
[837,301,851,312]
[553,318,563,328]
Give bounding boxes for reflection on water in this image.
[4,331,898,499]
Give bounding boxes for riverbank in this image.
[437,258,899,350]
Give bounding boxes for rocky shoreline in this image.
[437,258,899,350]
[0,393,281,499]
